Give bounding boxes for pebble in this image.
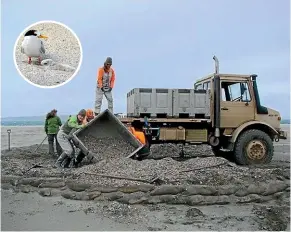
[186,208,204,217]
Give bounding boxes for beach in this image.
[2,125,290,161]
[14,22,81,87]
[1,125,290,231]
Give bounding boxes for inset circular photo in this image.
[14,20,83,88]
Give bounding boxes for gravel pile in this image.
[73,155,281,187]
[81,136,136,159]
[183,144,213,157]
[148,144,213,159]
[2,145,289,188]
[15,22,81,87]
[148,144,180,159]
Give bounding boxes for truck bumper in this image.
[278,130,288,140]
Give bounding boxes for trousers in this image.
[94,87,113,114]
[47,133,62,156]
[56,130,75,157]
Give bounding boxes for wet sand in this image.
[1,125,290,231]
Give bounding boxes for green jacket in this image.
[45,116,62,134]
[61,115,84,135]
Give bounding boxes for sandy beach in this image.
[14,22,82,87]
[1,125,290,231]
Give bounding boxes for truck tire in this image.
[234,129,273,165]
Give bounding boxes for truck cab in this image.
[194,73,286,139]
[192,56,287,165]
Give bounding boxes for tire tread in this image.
[234,129,274,165]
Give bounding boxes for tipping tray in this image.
[73,109,144,158]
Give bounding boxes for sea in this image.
[1,116,69,126]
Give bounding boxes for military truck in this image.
[120,56,288,165]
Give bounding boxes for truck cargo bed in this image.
[127,88,210,118]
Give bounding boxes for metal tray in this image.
[73,109,144,158]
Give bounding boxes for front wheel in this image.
[234,129,274,165]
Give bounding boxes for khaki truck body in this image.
[120,56,288,165]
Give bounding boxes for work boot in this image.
[54,152,67,168]
[73,151,86,168]
[62,157,72,168]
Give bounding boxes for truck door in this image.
[220,80,255,128]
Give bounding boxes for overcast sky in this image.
[1,0,290,118]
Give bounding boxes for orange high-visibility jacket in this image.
[97,67,116,89]
[129,127,146,145]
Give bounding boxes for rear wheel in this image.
[234,129,273,165]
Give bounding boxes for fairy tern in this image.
[21,30,48,64]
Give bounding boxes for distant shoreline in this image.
[1,124,290,127]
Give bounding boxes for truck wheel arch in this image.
[230,121,278,144]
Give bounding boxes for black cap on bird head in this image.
[24,30,48,39]
[24,30,38,36]
[104,57,112,66]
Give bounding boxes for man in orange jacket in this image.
[94,57,115,116]
[129,121,150,158]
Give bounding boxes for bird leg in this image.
[38,57,41,65]
[28,57,32,64]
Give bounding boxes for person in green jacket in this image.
[44,109,62,156]
[55,109,87,168]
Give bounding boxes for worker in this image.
[129,121,150,157]
[70,109,96,168]
[129,126,147,145]
[44,109,62,157]
[83,109,95,125]
[94,57,115,116]
[55,109,86,168]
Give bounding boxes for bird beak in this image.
[38,34,48,39]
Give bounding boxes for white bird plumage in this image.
[21,30,48,64]
[21,36,46,57]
